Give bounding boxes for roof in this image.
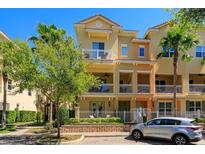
[0,31,10,41]
[144,21,170,38]
[153,117,194,121]
[148,21,169,29]
[75,14,121,27]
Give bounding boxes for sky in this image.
[0,8,171,42]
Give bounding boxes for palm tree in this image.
[158,22,199,116]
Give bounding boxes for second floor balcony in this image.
[137,84,150,93]
[89,84,113,93]
[189,84,205,93]
[189,74,205,93]
[120,84,132,93]
[82,49,113,60]
[156,85,182,93]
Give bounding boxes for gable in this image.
[85,18,113,29]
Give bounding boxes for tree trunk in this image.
[1,72,8,128]
[50,101,53,123]
[173,50,179,116]
[56,102,60,139]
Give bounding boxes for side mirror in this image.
[144,122,147,126]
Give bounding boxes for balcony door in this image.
[92,42,104,59]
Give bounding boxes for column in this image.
[132,65,137,93]
[149,69,155,94]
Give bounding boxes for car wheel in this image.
[132,130,143,140]
[173,135,188,145]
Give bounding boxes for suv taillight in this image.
[186,126,202,131]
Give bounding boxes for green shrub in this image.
[19,111,37,122]
[59,106,69,125]
[195,118,205,123]
[0,111,16,123]
[36,112,43,123]
[65,117,123,124]
[15,107,20,122]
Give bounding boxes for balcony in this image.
[137,84,150,93]
[120,84,132,93]
[89,84,113,93]
[189,84,205,93]
[189,74,205,93]
[82,49,113,60]
[156,85,182,93]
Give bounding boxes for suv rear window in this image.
[190,120,199,126]
[161,119,181,125]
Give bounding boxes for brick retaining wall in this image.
[61,124,130,133]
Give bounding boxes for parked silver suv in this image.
[130,117,203,145]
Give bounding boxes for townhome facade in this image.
[0,31,37,111]
[75,14,205,120]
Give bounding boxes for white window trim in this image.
[139,45,145,57]
[121,44,128,57]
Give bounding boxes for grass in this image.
[0,126,16,134]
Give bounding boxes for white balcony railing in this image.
[120,84,132,93]
[137,84,150,93]
[189,84,205,93]
[82,49,114,60]
[156,85,182,93]
[89,84,113,93]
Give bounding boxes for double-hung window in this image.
[139,45,145,57]
[196,46,205,58]
[162,47,174,58]
[121,44,127,57]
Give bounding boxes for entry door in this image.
[118,101,130,122]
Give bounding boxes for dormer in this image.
[75,14,122,40]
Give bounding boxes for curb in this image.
[36,134,84,145]
[61,135,84,144]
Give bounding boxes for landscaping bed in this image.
[65,117,123,125]
[0,125,16,134]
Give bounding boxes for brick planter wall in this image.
[61,124,130,133]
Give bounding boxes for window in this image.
[159,102,172,114]
[92,42,105,59]
[139,45,145,57]
[147,119,161,125]
[8,79,12,90]
[196,46,205,58]
[186,101,202,111]
[161,119,181,125]
[121,44,127,56]
[28,90,32,96]
[162,47,174,58]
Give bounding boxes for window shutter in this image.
[186,101,190,111]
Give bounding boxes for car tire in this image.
[132,130,143,140]
[173,134,188,145]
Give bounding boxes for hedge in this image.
[65,117,123,124]
[0,110,42,123]
[195,118,205,123]
[19,111,37,122]
[0,111,16,123]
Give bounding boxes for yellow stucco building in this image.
[0,31,37,111]
[75,14,205,120]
